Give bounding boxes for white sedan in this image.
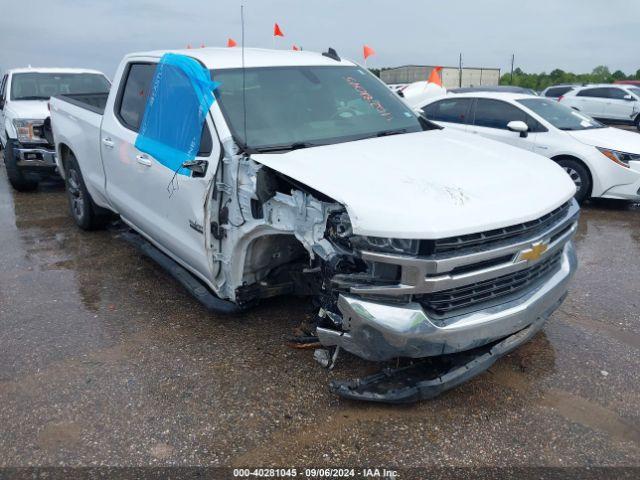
[416,92,640,203]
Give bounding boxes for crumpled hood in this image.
[7,100,50,121]
[253,130,576,239]
[567,127,640,154]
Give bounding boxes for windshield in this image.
[10,72,110,101]
[211,65,423,152]
[517,98,604,131]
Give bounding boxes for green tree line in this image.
[500,66,640,90]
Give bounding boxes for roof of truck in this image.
[7,67,106,75]
[126,47,356,69]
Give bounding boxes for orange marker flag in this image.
[428,66,443,86]
[363,45,375,61]
[292,45,300,51]
[274,23,284,37]
[227,38,237,48]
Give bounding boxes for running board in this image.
[120,231,244,314]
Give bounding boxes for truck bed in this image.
[53,92,109,115]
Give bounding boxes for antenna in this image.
[241,4,247,150]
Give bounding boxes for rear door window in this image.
[602,88,628,100]
[545,86,572,98]
[117,63,157,131]
[422,98,473,125]
[117,61,213,154]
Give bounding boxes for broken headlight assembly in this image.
[326,211,420,256]
[13,119,47,144]
[350,236,420,255]
[597,147,640,168]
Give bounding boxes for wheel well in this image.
[58,143,74,175]
[552,155,593,196]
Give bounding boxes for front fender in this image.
[3,116,17,145]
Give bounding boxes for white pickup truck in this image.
[0,67,110,191]
[50,47,579,402]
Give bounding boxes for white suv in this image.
[559,84,640,130]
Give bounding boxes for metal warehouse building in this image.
[381,65,501,89]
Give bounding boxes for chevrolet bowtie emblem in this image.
[520,242,549,262]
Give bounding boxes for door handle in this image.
[102,137,114,149]
[136,154,152,167]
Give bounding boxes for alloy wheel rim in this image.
[563,167,582,192]
[68,169,84,219]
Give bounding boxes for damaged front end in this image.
[211,148,579,403]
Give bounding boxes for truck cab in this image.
[0,67,110,191]
[50,48,579,402]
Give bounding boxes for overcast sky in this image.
[1,0,637,79]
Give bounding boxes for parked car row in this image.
[539,83,640,130]
[413,91,640,203]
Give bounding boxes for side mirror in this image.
[507,120,529,138]
[623,94,634,101]
[182,159,208,177]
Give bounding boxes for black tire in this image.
[4,139,39,192]
[64,152,109,230]
[556,158,591,204]
[635,115,640,132]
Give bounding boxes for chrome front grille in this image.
[422,201,572,255]
[350,199,579,317]
[417,250,563,316]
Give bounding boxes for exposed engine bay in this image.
[209,141,371,339]
[186,143,577,403]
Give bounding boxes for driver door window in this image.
[469,99,540,150]
[602,87,634,120]
[472,99,529,129]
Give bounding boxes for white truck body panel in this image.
[50,48,579,392]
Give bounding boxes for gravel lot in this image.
[1,139,639,474]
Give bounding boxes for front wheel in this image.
[557,158,591,204]
[65,153,109,230]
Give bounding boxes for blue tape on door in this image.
[135,53,220,176]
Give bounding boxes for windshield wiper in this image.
[16,96,49,101]
[375,128,408,137]
[254,142,318,153]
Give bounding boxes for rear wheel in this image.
[557,158,591,204]
[4,139,39,192]
[65,152,109,230]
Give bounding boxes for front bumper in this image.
[600,165,640,201]
[13,144,57,169]
[330,304,562,403]
[318,241,577,361]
